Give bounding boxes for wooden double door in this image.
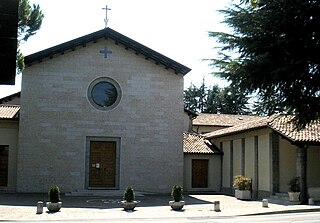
[89,141,116,188]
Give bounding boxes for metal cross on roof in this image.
[102,5,111,28]
[100,47,112,59]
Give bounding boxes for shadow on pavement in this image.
[0,193,215,210]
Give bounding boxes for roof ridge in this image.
[0,104,20,107]
[204,115,270,139]
[24,27,191,75]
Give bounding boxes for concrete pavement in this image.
[0,193,320,222]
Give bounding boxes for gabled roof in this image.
[183,132,222,154]
[204,115,320,144]
[0,105,20,119]
[193,113,266,127]
[24,28,191,75]
[269,116,320,143]
[0,92,21,105]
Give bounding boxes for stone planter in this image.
[169,201,185,211]
[235,189,251,200]
[120,201,138,211]
[46,202,62,212]
[288,192,300,202]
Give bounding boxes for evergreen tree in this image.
[184,83,201,112]
[210,0,320,128]
[204,85,220,113]
[197,79,207,112]
[219,85,250,115]
[17,0,44,71]
[252,87,291,116]
[184,82,250,115]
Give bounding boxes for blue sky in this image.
[0,0,232,98]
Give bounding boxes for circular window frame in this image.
[87,77,122,111]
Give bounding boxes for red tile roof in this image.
[204,115,320,143]
[183,132,221,154]
[193,113,266,127]
[269,115,320,143]
[0,105,20,119]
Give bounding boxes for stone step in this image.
[266,193,303,205]
[271,193,289,200]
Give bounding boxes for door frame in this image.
[85,137,120,190]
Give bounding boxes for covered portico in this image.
[205,115,320,203]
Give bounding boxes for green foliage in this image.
[18,0,44,41]
[288,177,300,192]
[17,0,44,72]
[183,84,201,112]
[252,87,296,116]
[184,81,250,115]
[171,184,184,202]
[233,175,252,191]
[123,186,135,202]
[48,185,61,203]
[210,0,320,128]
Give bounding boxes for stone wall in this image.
[17,38,185,193]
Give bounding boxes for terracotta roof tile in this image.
[183,132,221,154]
[193,113,266,127]
[0,104,20,119]
[269,115,320,143]
[203,116,271,139]
[204,115,320,143]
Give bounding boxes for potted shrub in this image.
[169,184,185,210]
[120,186,138,211]
[46,185,62,212]
[288,177,300,202]
[233,175,252,200]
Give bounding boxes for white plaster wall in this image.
[0,121,19,191]
[258,134,270,191]
[183,154,221,192]
[233,139,242,176]
[279,137,296,192]
[18,38,185,193]
[307,146,320,187]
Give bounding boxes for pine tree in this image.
[17,0,44,71]
[210,0,320,128]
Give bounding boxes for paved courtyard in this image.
[1,193,320,222]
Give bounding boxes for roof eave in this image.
[24,28,191,75]
[205,126,268,140]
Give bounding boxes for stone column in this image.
[296,145,308,204]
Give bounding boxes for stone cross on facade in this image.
[100,47,112,59]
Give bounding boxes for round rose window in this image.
[88,77,121,110]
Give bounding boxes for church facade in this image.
[15,28,191,193]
